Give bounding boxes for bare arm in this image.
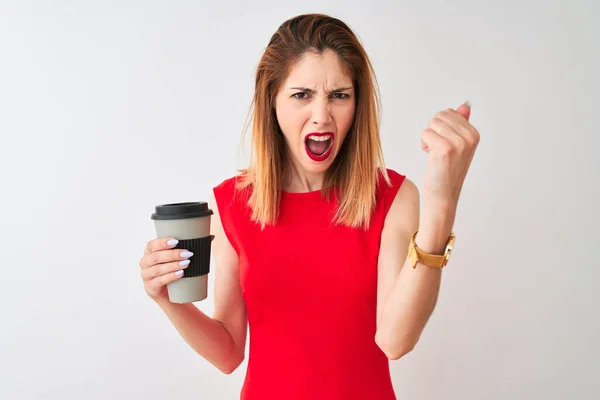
[375,177,441,360]
[155,192,248,374]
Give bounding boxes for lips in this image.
[305,132,334,162]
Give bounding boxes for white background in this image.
[1,0,598,399]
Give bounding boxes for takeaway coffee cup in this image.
[150,202,214,303]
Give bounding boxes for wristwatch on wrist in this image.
[407,230,455,269]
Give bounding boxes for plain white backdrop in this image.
[1,0,598,399]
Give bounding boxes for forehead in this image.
[284,49,353,87]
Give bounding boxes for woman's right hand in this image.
[138,238,194,302]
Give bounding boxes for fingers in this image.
[139,247,193,269]
[433,110,470,139]
[141,258,191,281]
[146,268,185,294]
[456,102,471,121]
[434,109,480,146]
[424,108,480,156]
[144,237,179,256]
[421,128,452,157]
[426,118,464,159]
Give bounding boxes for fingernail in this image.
[179,260,191,267]
[167,239,179,246]
[180,251,194,258]
[464,100,472,107]
[175,270,184,276]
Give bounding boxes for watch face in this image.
[443,251,451,266]
[443,235,455,266]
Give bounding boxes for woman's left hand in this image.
[420,101,480,211]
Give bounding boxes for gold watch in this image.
[407,230,455,269]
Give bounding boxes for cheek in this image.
[335,105,356,137]
[276,104,309,136]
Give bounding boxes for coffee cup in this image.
[150,202,214,303]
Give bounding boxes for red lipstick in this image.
[304,132,334,162]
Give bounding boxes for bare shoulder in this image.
[392,176,419,205]
[384,176,420,232]
[209,190,236,258]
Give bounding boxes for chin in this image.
[303,159,334,174]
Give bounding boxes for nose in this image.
[311,97,332,127]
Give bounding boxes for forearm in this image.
[376,203,455,359]
[156,298,242,374]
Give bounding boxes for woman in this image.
[139,13,479,400]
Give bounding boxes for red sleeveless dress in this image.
[213,168,406,400]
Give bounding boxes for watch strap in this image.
[408,230,455,269]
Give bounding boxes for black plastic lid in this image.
[150,202,213,220]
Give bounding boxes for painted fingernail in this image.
[175,270,184,276]
[179,260,191,267]
[167,239,179,246]
[180,251,194,258]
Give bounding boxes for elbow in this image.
[218,353,245,375]
[375,331,416,360]
[219,365,238,375]
[383,344,414,361]
[379,341,415,361]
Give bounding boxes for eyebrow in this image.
[290,86,353,93]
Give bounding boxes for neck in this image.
[282,161,324,193]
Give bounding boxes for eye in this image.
[292,92,309,100]
[332,93,350,100]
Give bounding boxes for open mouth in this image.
[305,132,334,162]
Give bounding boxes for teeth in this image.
[307,135,331,142]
